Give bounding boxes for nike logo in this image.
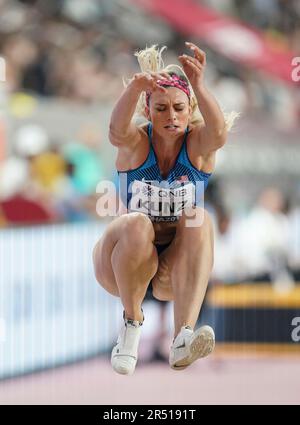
[175,342,186,349]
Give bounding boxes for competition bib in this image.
[129,179,195,222]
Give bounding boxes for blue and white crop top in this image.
[117,122,212,222]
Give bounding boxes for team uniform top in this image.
[117,122,212,222]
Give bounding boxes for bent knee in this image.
[121,212,155,245]
[124,212,154,232]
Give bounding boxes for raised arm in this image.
[179,42,227,154]
[109,72,171,148]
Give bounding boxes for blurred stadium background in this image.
[0,0,300,405]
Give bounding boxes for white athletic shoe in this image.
[111,311,144,375]
[169,325,215,370]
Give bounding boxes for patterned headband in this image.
[146,74,191,107]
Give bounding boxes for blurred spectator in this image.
[61,141,104,196]
[0,156,59,226]
[0,194,57,226]
[211,207,240,284]
[14,124,49,157]
[0,156,29,200]
[233,187,293,286]
[287,186,300,278]
[30,148,67,192]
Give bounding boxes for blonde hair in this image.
[125,44,239,131]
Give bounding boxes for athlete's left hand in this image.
[178,42,206,88]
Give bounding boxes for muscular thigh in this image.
[93,213,157,297]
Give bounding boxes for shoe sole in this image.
[171,326,215,371]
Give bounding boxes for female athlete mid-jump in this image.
[93,42,237,375]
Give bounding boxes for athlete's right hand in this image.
[132,72,172,93]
